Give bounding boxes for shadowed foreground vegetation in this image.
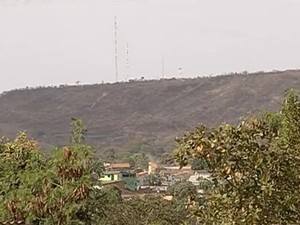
[1,90,300,224]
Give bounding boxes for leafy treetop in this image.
[175,90,300,224]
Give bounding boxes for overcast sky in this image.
[0,0,300,92]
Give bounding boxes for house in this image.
[100,171,121,182]
[100,171,139,192]
[137,171,149,187]
[109,163,131,171]
[121,171,138,191]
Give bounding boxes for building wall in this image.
[102,180,125,190]
[122,176,138,191]
[137,174,149,186]
[100,173,120,182]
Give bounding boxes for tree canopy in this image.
[167,181,197,202]
[175,90,300,224]
[0,119,95,224]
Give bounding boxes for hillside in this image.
[1,70,300,152]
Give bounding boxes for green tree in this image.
[0,117,204,225]
[0,132,47,224]
[175,90,300,224]
[191,158,208,171]
[97,195,191,225]
[131,153,149,170]
[167,181,197,202]
[70,117,87,144]
[102,148,117,162]
[149,173,162,186]
[160,152,176,166]
[0,118,99,224]
[121,152,149,170]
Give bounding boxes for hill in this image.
[1,70,300,153]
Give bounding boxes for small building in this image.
[100,171,121,182]
[121,171,138,191]
[109,163,131,171]
[137,171,149,187]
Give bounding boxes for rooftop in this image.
[137,171,148,176]
[110,163,131,169]
[161,166,192,170]
[103,171,121,175]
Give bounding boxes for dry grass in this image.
[1,70,300,152]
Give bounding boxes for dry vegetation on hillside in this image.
[0,70,300,152]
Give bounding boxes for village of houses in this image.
[95,161,211,200]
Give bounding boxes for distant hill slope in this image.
[1,70,300,151]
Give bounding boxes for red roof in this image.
[110,163,131,169]
[137,171,148,176]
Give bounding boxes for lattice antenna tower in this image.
[114,16,118,82]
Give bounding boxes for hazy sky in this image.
[0,0,300,92]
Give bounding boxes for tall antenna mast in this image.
[114,16,118,82]
[126,42,130,81]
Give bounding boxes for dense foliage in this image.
[96,195,192,225]
[0,119,190,225]
[191,159,208,171]
[175,90,300,224]
[167,181,197,202]
[0,119,95,224]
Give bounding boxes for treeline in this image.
[97,141,176,169]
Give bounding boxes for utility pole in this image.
[114,16,118,82]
